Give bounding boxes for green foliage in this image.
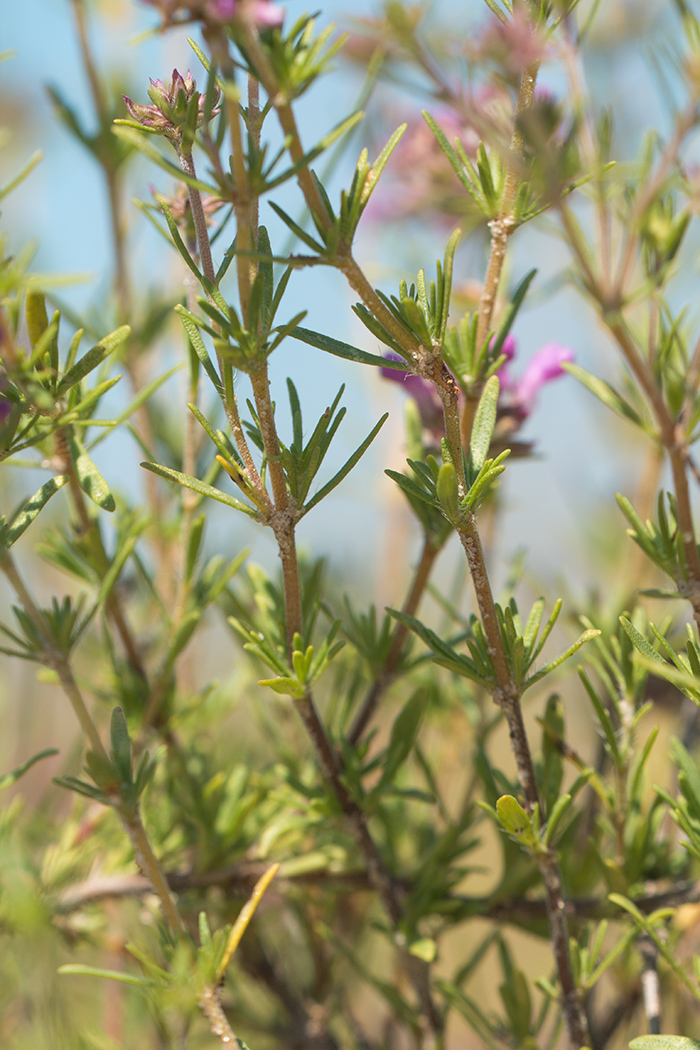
[353,230,460,357]
[6,0,700,1046]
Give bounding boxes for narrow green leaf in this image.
[58,964,154,987]
[268,201,326,253]
[526,629,600,688]
[0,149,42,202]
[67,431,115,511]
[56,326,130,396]
[2,475,68,547]
[630,1039,700,1050]
[89,365,182,451]
[300,413,388,516]
[141,462,257,516]
[176,306,223,396]
[112,125,217,193]
[619,616,665,664]
[469,376,500,476]
[291,326,408,370]
[490,269,537,357]
[564,363,644,427]
[578,667,621,765]
[378,689,426,789]
[0,748,59,791]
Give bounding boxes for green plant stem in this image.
[240,25,428,365]
[560,202,700,626]
[55,429,147,681]
[613,101,697,303]
[247,336,441,1043]
[248,72,261,244]
[242,25,331,232]
[206,31,254,312]
[177,130,267,508]
[121,809,185,935]
[349,533,441,744]
[454,511,589,1048]
[463,59,540,447]
[174,238,202,630]
[70,0,179,595]
[249,364,301,652]
[0,549,108,759]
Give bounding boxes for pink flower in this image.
[140,0,284,28]
[365,89,514,226]
[506,343,574,415]
[380,338,574,454]
[468,9,550,78]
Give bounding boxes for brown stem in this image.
[198,985,238,1046]
[350,534,440,744]
[58,868,700,923]
[456,514,589,1048]
[246,330,441,1041]
[467,60,540,445]
[121,810,185,936]
[179,151,217,287]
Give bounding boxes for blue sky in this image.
[1,0,687,608]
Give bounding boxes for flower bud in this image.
[121,69,219,149]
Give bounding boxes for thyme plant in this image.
[4,0,700,1047]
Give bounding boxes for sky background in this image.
[1,0,693,613]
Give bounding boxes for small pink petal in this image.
[513,343,574,412]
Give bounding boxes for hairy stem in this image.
[198,986,238,1046]
[247,334,441,1042]
[463,60,540,447]
[456,514,589,1048]
[179,151,217,287]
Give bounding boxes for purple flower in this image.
[492,333,517,383]
[508,343,574,415]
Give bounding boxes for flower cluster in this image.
[122,69,219,148]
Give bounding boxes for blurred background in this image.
[1,0,699,1045]
[1,0,687,605]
